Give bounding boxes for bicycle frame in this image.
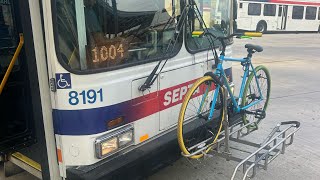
[207,54,265,120]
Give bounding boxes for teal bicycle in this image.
[177,32,271,159]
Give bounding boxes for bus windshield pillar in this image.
[75,0,87,70]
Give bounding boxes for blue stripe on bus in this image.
[53,101,130,135]
[53,68,233,135]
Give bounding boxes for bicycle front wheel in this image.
[241,65,271,126]
[177,76,224,159]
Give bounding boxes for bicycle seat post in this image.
[247,50,254,59]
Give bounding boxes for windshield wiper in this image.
[139,3,190,91]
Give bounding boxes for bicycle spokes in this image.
[242,66,271,126]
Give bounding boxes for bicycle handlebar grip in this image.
[244,32,262,37]
[280,121,300,128]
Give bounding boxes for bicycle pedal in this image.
[254,110,266,119]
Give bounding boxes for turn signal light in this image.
[107,117,124,129]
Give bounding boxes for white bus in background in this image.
[236,0,320,32]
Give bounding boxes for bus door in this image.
[277,5,288,30]
[0,0,37,154]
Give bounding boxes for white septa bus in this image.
[236,0,320,32]
[0,0,235,179]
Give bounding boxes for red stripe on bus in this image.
[270,0,320,6]
[159,78,216,111]
[127,78,200,123]
[127,77,216,123]
[126,79,216,122]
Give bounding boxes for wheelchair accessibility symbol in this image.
[56,73,72,89]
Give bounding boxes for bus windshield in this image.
[186,0,233,52]
[55,0,182,72]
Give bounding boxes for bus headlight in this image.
[101,137,118,155]
[119,131,133,147]
[95,125,134,158]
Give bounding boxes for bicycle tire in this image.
[177,76,225,159]
[241,65,271,127]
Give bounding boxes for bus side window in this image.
[248,3,261,16]
[264,4,276,16]
[292,6,304,20]
[278,6,282,17]
[305,7,317,20]
[318,7,320,20]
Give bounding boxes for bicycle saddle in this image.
[245,44,263,52]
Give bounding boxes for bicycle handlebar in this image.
[195,31,263,55]
[192,31,262,41]
[204,32,262,41]
[191,31,263,67]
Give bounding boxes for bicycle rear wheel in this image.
[177,76,225,159]
[241,65,271,126]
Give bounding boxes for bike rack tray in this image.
[180,87,301,180]
[212,120,300,180]
[181,119,300,180]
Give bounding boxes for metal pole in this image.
[0,34,24,95]
[222,86,230,156]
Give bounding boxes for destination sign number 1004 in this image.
[91,43,125,63]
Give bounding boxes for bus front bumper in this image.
[66,115,241,180]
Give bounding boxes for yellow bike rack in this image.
[0,33,24,95]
